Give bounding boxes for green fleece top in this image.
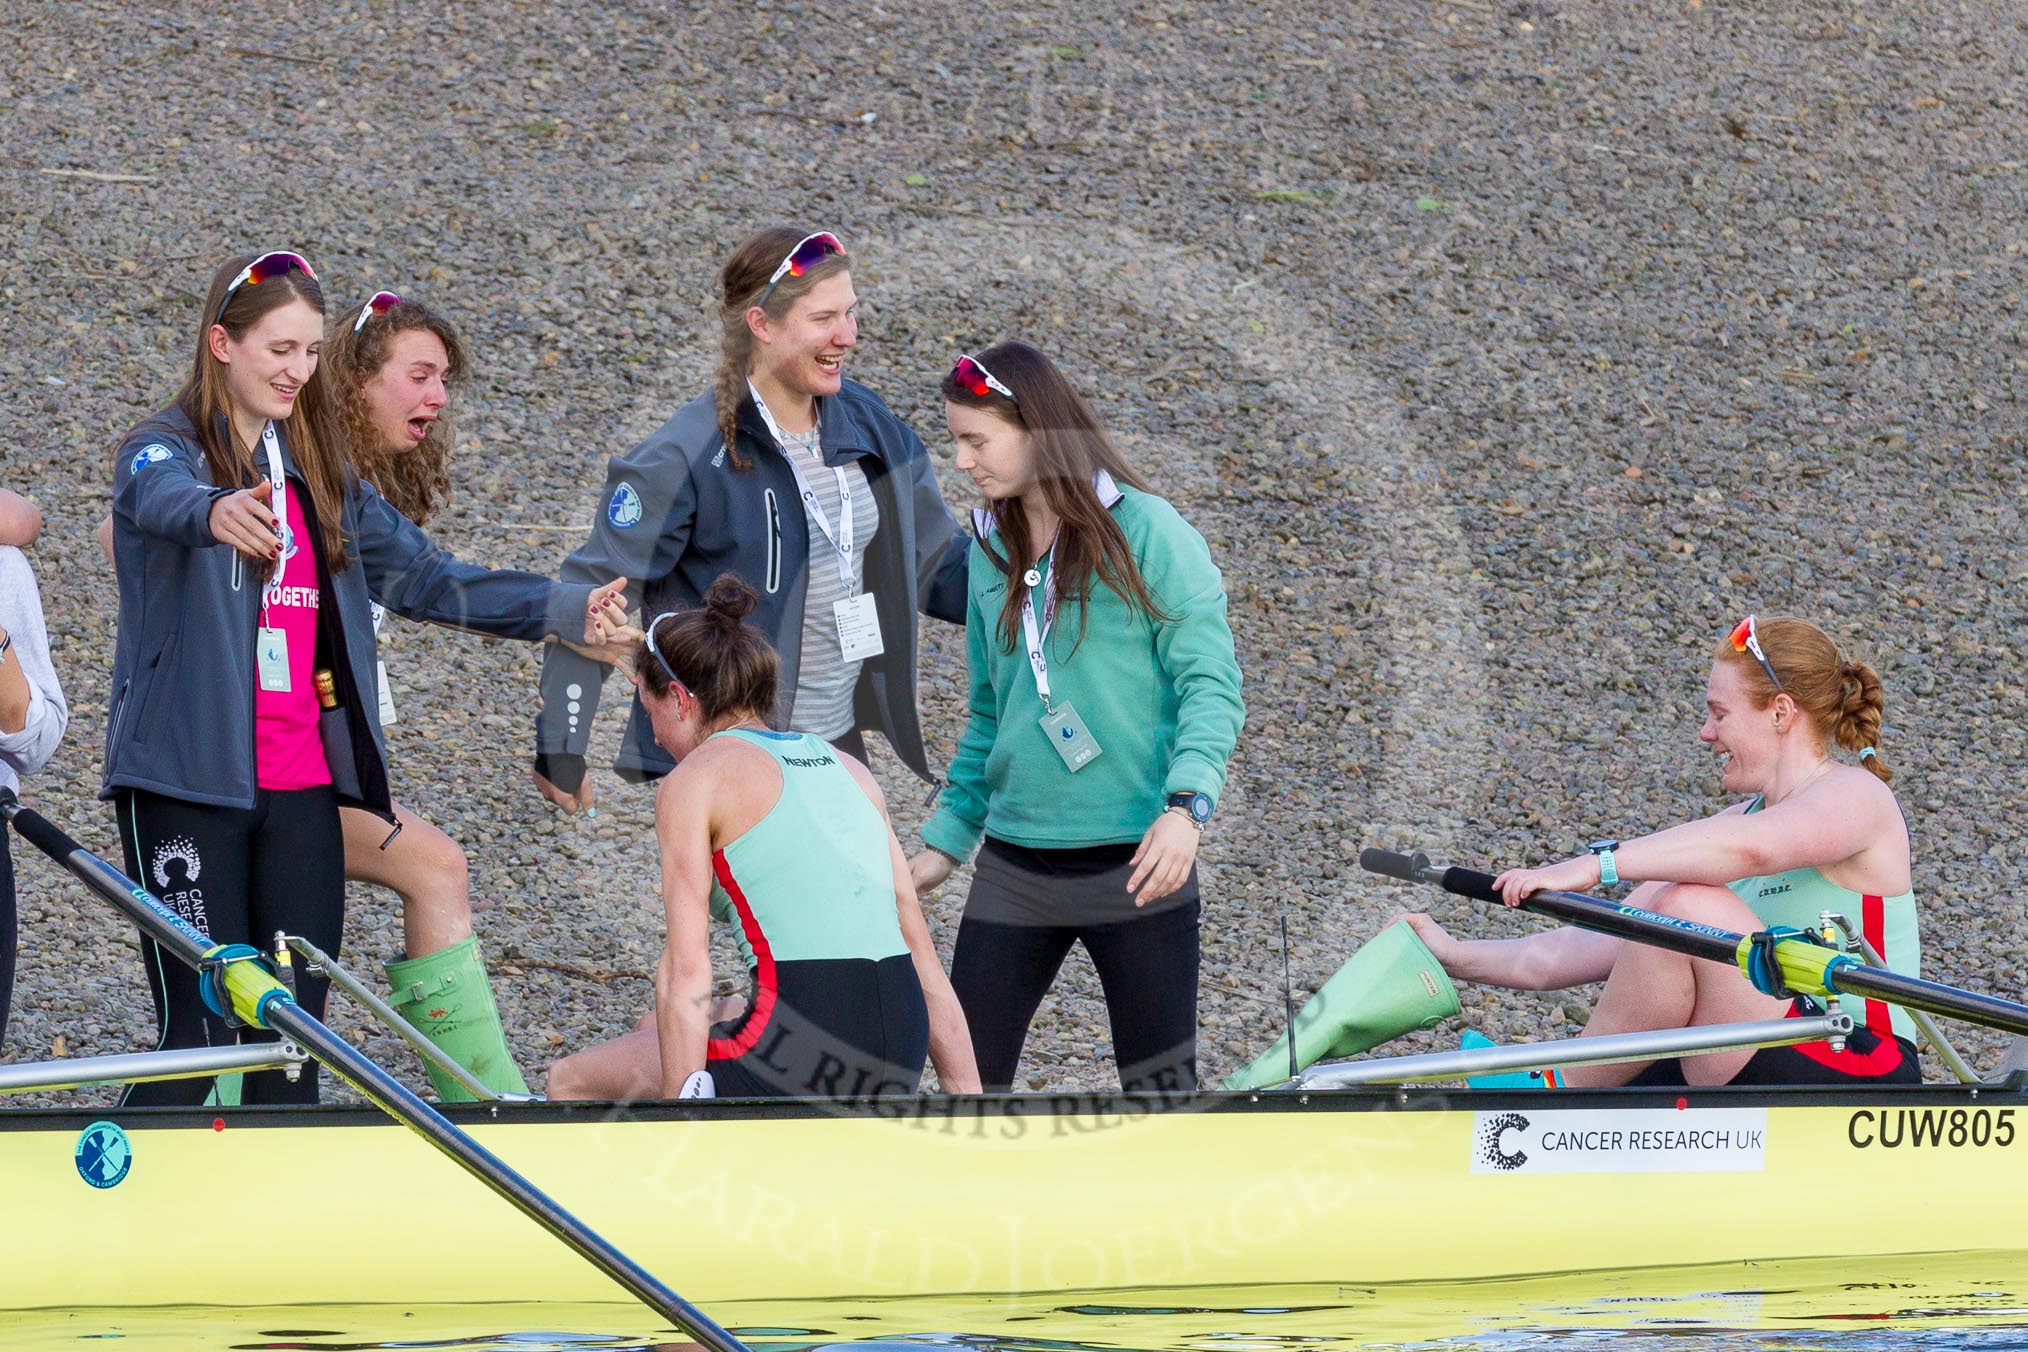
[923,485,1244,858]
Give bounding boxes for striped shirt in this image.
[779,424,879,738]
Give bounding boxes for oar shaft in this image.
[5,799,218,963]
[1361,847,2028,1039]
[1,793,748,1352]
[1824,964,2028,1038]
[263,1000,742,1347]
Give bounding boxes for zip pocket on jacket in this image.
[127,634,178,745]
[106,679,133,756]
[763,488,782,594]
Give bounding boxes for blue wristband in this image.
[1587,838,1621,888]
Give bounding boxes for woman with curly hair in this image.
[322,291,636,1100]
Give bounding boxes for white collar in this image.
[972,470,1122,538]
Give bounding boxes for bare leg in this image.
[547,998,748,1102]
[547,1026,663,1102]
[340,801,472,958]
[1560,881,1791,1087]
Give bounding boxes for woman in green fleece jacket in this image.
[908,342,1243,1093]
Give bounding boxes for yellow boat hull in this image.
[7,1087,2025,1311]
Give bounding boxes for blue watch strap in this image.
[1587,838,1620,888]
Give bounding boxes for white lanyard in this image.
[984,472,1127,715]
[749,380,854,586]
[1019,557,1060,712]
[259,422,287,618]
[260,421,286,543]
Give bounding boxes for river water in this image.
[7,1256,2025,1352]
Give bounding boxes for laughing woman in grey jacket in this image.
[0,501,68,1050]
[533,226,969,811]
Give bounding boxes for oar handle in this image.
[1357,847,1434,883]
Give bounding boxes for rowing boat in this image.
[6,1081,2026,1311]
[5,803,2028,1331]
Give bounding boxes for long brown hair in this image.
[943,340,1167,653]
[325,296,467,525]
[1714,616,1894,783]
[636,573,779,723]
[169,253,353,572]
[712,226,852,471]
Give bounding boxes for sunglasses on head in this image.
[643,611,693,697]
[952,353,1015,402]
[352,290,403,334]
[216,251,316,324]
[1728,615,1783,691]
[755,231,846,308]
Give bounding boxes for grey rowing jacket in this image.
[534,379,968,790]
[106,403,596,815]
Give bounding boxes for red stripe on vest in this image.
[1787,999,1906,1076]
[1862,893,1889,1036]
[706,850,778,1061]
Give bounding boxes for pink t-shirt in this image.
[254,484,331,791]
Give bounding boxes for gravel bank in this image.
[2,1,2024,1101]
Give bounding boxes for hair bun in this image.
[701,573,759,631]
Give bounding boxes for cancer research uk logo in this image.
[150,836,209,932]
[608,481,644,529]
[1471,1108,1768,1175]
[76,1121,132,1188]
[129,443,173,474]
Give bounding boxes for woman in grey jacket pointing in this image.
[533,226,968,811]
[107,251,624,1106]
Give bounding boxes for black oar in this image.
[1361,846,2028,1039]
[1,790,749,1352]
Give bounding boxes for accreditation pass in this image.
[835,593,885,661]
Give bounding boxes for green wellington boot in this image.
[1223,920,1462,1090]
[384,935,531,1102]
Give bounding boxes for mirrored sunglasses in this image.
[952,353,1016,402]
[352,290,403,333]
[1728,615,1783,691]
[216,250,316,324]
[755,231,846,308]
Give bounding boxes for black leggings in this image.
[709,954,930,1098]
[116,786,345,1107]
[952,897,1200,1095]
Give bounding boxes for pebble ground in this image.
[2,1,2024,1101]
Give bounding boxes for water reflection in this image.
[7,1258,2026,1352]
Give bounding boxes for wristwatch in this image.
[1167,791,1213,827]
[1586,838,1621,888]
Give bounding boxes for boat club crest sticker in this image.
[75,1120,133,1189]
[129,444,173,474]
[607,481,644,529]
